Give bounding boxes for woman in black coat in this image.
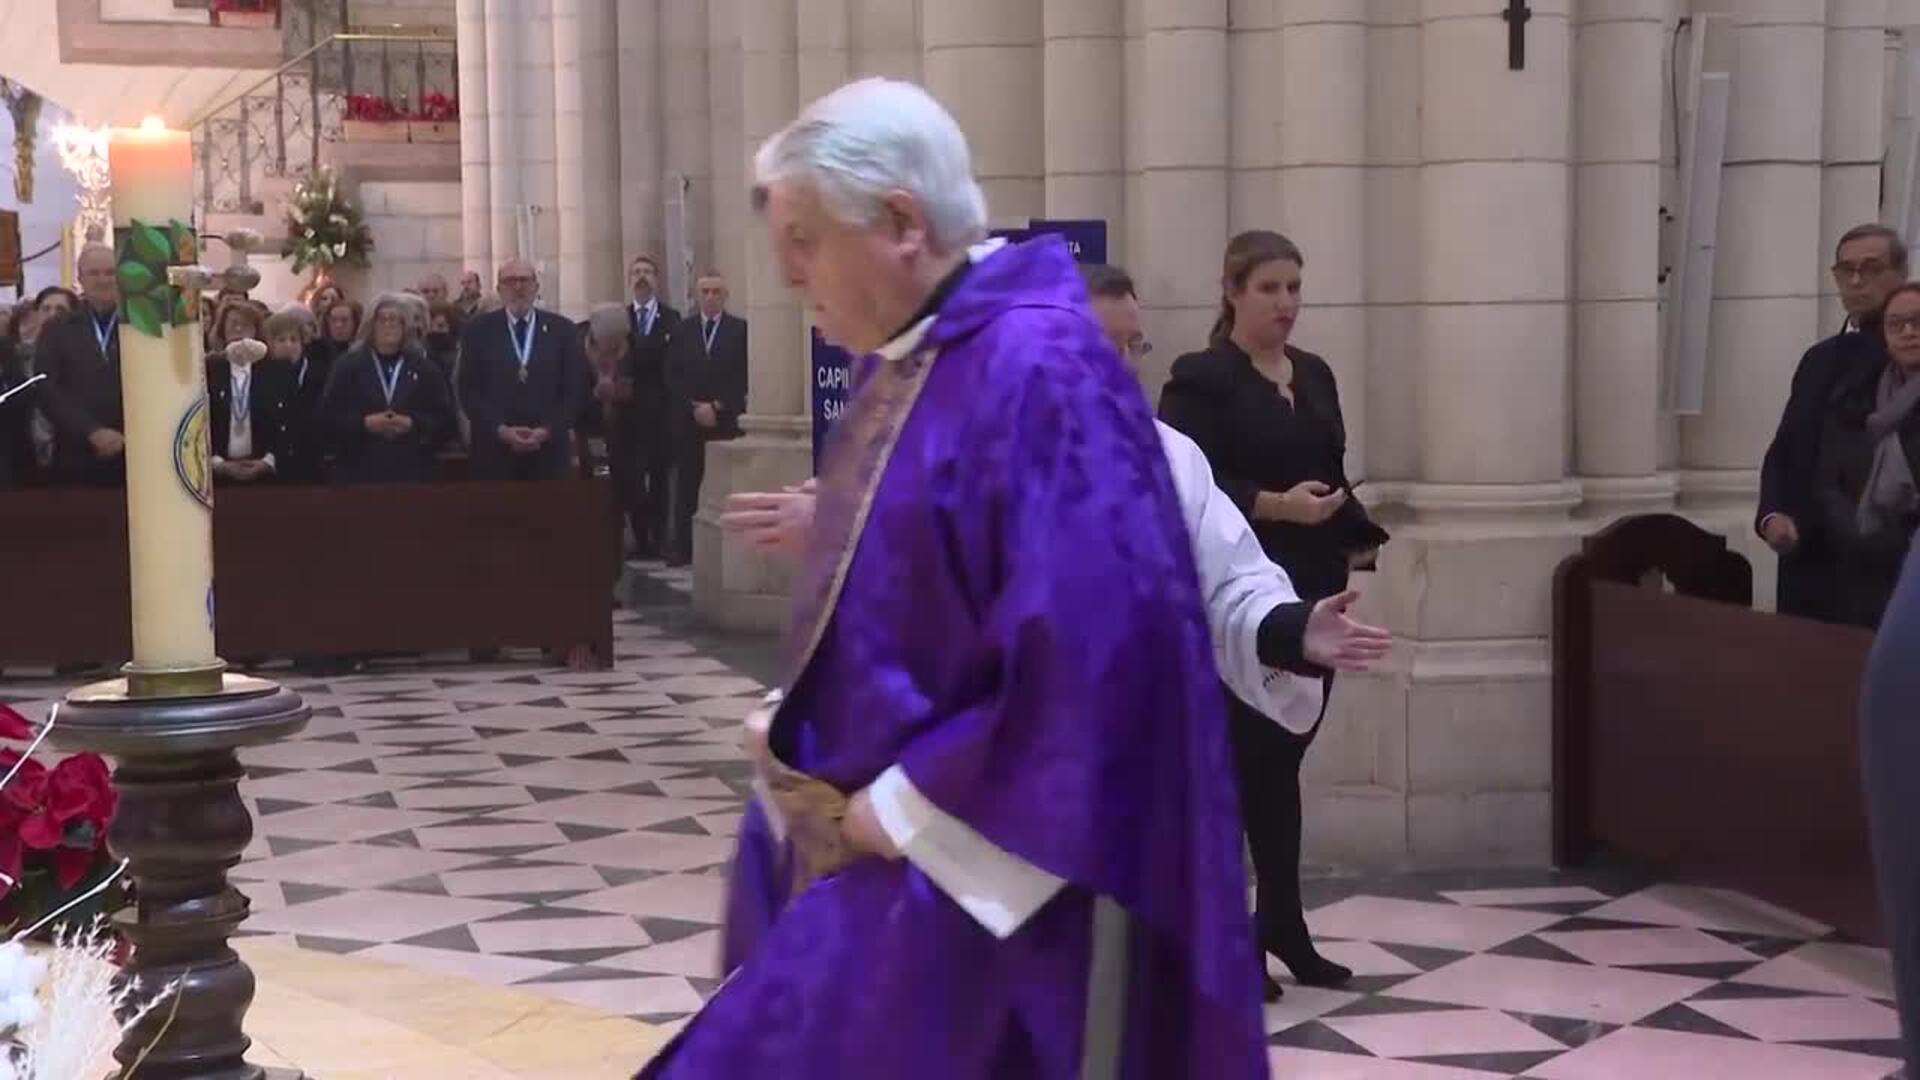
[1159,230,1388,1001]
[1816,282,1920,628]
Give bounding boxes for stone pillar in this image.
[1364,1,1424,484]
[1321,0,1581,869]
[1573,0,1672,516]
[1227,0,1280,235]
[707,0,749,288]
[456,0,491,276]
[552,0,621,313]
[661,0,712,293]
[1820,1,1889,336]
[1679,2,1825,513]
[483,0,523,264]
[516,2,560,290]
[922,0,1045,223]
[617,0,664,266]
[1135,0,1228,394]
[799,0,853,100]
[1277,0,1369,476]
[1043,0,1126,257]
[851,0,922,80]
[694,0,814,632]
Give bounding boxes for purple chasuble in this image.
[637,238,1267,1079]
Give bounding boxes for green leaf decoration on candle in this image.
[124,295,164,339]
[113,217,199,340]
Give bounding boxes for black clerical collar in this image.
[886,259,972,344]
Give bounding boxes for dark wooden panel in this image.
[0,481,614,666]
[1553,512,1882,942]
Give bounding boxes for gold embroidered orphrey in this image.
[754,321,941,896]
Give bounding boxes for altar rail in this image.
[0,481,614,667]
[1552,513,1881,942]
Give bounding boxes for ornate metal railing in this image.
[191,0,454,216]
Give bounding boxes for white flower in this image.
[329,213,346,226]
[331,242,346,258]
[0,943,46,1001]
[0,1054,17,1080]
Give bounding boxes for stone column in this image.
[1277,0,1369,476]
[1135,0,1229,394]
[516,2,560,290]
[1573,0,1671,516]
[922,0,1046,223]
[552,0,621,312]
[1820,1,1888,336]
[707,0,749,288]
[661,0,712,293]
[1679,2,1825,512]
[694,0,813,631]
[1043,0,1126,256]
[1364,1,1424,485]
[455,0,491,276]
[799,0,853,100]
[1227,0,1280,235]
[617,0,664,267]
[1342,0,1580,868]
[483,0,523,264]
[851,0,922,80]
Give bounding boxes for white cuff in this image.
[261,453,277,471]
[866,765,1065,939]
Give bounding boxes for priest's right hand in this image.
[88,429,125,459]
[722,485,817,559]
[1303,590,1393,672]
[842,788,903,861]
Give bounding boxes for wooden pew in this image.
[0,481,615,668]
[1553,513,1881,942]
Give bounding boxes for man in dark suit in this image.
[625,255,680,557]
[268,308,334,483]
[666,270,748,565]
[1864,540,1920,1074]
[1758,223,1908,622]
[459,258,589,482]
[35,245,127,486]
[206,337,294,485]
[319,292,456,484]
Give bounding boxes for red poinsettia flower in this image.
[2,754,111,855]
[49,754,115,833]
[0,705,33,742]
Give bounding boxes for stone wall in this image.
[450,0,1914,869]
[356,179,464,297]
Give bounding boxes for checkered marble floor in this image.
[0,586,1906,1077]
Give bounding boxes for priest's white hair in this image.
[752,78,989,254]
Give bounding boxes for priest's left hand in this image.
[1303,590,1392,672]
[843,788,903,860]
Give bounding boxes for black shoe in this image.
[1263,972,1285,1002]
[1278,951,1353,990]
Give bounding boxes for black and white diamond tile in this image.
[1,602,1906,1076]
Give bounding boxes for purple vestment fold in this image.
[638,238,1268,1079]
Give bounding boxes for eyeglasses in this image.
[1885,314,1920,334]
[1833,260,1893,281]
[499,275,536,286]
[1126,337,1153,359]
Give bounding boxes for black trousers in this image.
[636,426,673,555]
[671,433,708,562]
[1226,682,1326,959]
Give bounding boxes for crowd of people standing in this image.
[0,247,751,568]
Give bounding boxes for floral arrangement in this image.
[0,704,175,1079]
[414,93,458,123]
[343,93,402,124]
[280,168,373,276]
[0,709,122,941]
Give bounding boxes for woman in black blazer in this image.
[1159,230,1388,1001]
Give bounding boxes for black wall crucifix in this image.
[1504,0,1532,70]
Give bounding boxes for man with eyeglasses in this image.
[458,258,589,483]
[1758,223,1909,621]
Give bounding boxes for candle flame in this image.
[139,115,167,133]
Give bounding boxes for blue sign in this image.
[810,327,852,470]
[809,219,1110,466]
[991,218,1109,265]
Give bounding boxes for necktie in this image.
[513,317,530,351]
